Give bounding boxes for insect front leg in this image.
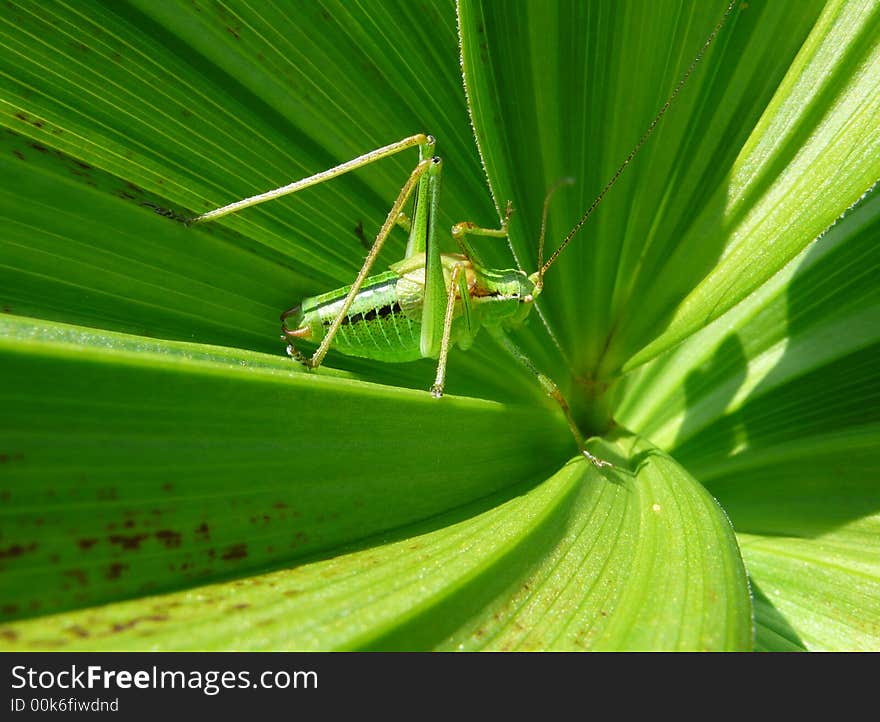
[430,263,472,398]
[450,200,514,254]
[488,328,611,468]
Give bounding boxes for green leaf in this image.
[0,432,750,651]
[0,313,571,622]
[459,0,880,382]
[741,523,880,652]
[0,0,532,402]
[621,0,880,373]
[616,172,880,650]
[2,0,877,651]
[616,187,880,456]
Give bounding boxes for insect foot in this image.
[582,449,613,469]
[284,344,309,366]
[140,201,189,223]
[430,384,444,399]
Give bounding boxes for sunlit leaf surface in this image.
[0,433,750,651]
[1,0,878,650]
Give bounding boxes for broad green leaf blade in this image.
[0,0,533,402]
[459,0,879,384]
[2,0,874,653]
[441,432,751,651]
[742,524,880,652]
[616,186,880,650]
[707,428,880,651]
[621,0,880,373]
[616,187,880,457]
[0,432,750,651]
[458,0,817,377]
[0,314,570,622]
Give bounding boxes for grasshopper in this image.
[182,2,737,467]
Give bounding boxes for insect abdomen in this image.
[302,273,424,362]
[331,302,423,362]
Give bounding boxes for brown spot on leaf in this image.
[12,150,23,160]
[0,542,37,560]
[106,562,128,580]
[155,530,181,548]
[108,533,148,550]
[153,600,183,612]
[221,543,248,561]
[0,628,18,641]
[291,531,308,547]
[110,619,138,633]
[77,538,98,551]
[63,569,87,586]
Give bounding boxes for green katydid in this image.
[180,1,737,467]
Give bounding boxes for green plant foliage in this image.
[1,433,750,651]
[1,0,878,650]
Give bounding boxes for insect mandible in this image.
[178,1,737,467]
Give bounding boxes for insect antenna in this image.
[538,0,738,281]
[534,177,575,291]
